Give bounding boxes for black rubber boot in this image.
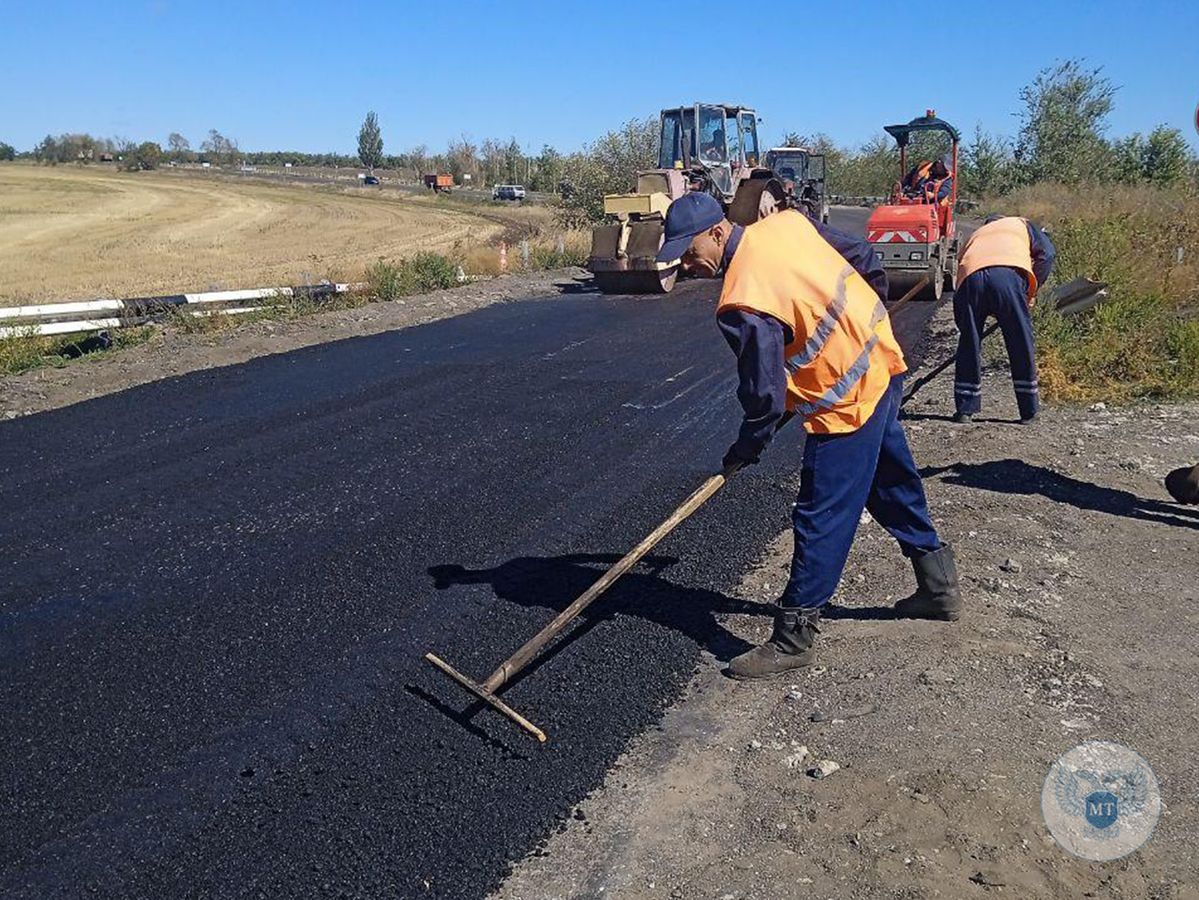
[893,544,962,621]
[727,607,820,680]
[1165,464,1199,504]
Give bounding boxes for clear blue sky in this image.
[3,0,1197,154]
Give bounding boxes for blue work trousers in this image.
[780,375,942,609]
[953,267,1039,419]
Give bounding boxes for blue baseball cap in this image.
[656,192,724,262]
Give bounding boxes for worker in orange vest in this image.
[922,158,953,204]
[655,193,963,679]
[901,160,932,198]
[953,214,1056,423]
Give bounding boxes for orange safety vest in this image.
[717,210,907,435]
[956,216,1037,300]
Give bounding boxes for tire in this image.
[593,267,678,295]
[921,265,945,301]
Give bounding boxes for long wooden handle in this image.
[889,276,929,314]
[483,470,733,692]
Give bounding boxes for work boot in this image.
[1165,464,1199,504]
[952,411,973,424]
[727,607,820,680]
[893,545,962,621]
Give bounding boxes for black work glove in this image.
[722,441,761,473]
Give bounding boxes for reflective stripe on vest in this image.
[716,210,907,434]
[957,216,1037,300]
[794,336,879,417]
[785,264,888,373]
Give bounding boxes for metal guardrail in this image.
[0,283,355,339]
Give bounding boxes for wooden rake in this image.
[420,274,986,742]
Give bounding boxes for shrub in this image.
[366,252,459,301]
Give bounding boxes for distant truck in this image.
[423,173,453,193]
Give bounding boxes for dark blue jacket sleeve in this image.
[812,220,889,301]
[936,177,953,201]
[1027,220,1056,290]
[716,309,790,463]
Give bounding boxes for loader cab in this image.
[657,103,762,200]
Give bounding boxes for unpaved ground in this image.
[0,267,589,417]
[496,304,1199,900]
[0,164,504,303]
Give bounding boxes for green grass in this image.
[0,326,154,376]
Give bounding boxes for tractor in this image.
[764,147,829,224]
[865,111,961,301]
[587,103,785,294]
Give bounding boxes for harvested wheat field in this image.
[0,164,504,303]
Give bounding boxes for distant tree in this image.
[557,117,658,226]
[200,129,239,165]
[1110,133,1146,183]
[833,133,900,196]
[1140,125,1191,185]
[0,142,14,162]
[961,125,1017,197]
[531,144,563,192]
[167,132,191,162]
[124,141,162,171]
[34,134,58,165]
[357,111,384,172]
[403,144,429,180]
[503,138,523,183]
[445,135,480,183]
[1016,59,1117,184]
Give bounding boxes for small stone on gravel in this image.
[807,759,841,779]
[782,747,811,770]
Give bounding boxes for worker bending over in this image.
[655,194,963,679]
[953,214,1056,423]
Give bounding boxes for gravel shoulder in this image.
[496,301,1199,900]
[0,267,590,418]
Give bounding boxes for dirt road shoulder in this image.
[496,302,1199,900]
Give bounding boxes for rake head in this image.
[424,652,548,744]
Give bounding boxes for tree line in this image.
[785,60,1194,199]
[6,59,1193,207]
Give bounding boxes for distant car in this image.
[364,175,380,185]
[492,184,526,201]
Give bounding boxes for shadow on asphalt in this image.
[553,278,599,294]
[922,458,1199,531]
[900,411,1024,425]
[822,604,900,621]
[428,554,772,671]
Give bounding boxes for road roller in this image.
[587,103,784,294]
[865,111,961,301]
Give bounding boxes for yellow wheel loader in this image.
[588,103,785,294]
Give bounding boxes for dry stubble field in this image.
[0,164,505,304]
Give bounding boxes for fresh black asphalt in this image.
[0,209,941,899]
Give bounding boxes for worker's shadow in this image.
[428,554,771,676]
[922,458,1199,531]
